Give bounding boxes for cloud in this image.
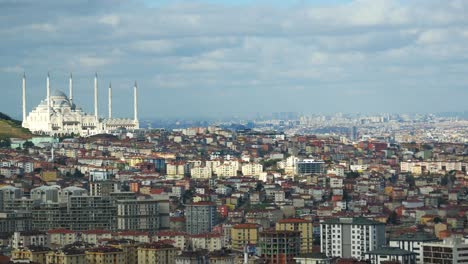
[99,15,120,27]
[1,65,24,73]
[1,0,468,118]
[78,56,113,68]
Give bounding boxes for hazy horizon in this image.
[1,0,468,119]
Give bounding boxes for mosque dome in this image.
[51,90,68,99]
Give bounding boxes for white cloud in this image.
[2,0,468,116]
[29,23,56,32]
[99,15,120,27]
[78,56,113,68]
[1,65,24,73]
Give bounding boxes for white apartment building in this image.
[241,163,263,176]
[214,164,237,177]
[190,166,212,179]
[320,217,385,260]
[400,161,467,175]
[421,237,468,264]
[389,232,439,264]
[166,162,186,176]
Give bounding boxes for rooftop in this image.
[365,247,417,256]
[321,217,384,226]
[390,232,439,242]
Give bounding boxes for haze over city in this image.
[1,0,467,119]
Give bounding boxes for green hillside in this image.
[0,112,32,139]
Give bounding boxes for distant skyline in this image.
[1,0,467,119]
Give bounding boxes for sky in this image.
[0,0,467,119]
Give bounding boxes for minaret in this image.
[69,73,73,104]
[133,81,138,124]
[22,73,26,123]
[47,73,50,116]
[108,82,112,118]
[94,73,98,119]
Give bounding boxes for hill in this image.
[0,112,32,140]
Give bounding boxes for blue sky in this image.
[0,0,467,119]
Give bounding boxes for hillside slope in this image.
[0,113,32,139]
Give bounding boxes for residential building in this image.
[320,217,386,260]
[231,223,260,252]
[85,247,126,264]
[364,247,417,264]
[185,202,218,235]
[296,160,325,175]
[137,242,178,264]
[259,230,301,264]
[276,218,314,253]
[389,232,439,264]
[422,237,468,264]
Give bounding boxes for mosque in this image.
[21,73,139,136]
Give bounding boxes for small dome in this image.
[51,90,68,98]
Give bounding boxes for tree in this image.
[406,174,415,188]
[345,171,360,179]
[255,182,264,192]
[0,138,11,148]
[387,211,399,225]
[23,141,34,149]
[73,169,84,178]
[441,175,449,186]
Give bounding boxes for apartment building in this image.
[320,217,385,260]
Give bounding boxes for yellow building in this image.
[46,249,86,264]
[108,240,140,264]
[231,223,260,251]
[275,218,313,253]
[12,247,50,264]
[41,170,58,182]
[137,242,178,264]
[86,247,126,264]
[126,156,144,167]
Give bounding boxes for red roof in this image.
[48,229,75,234]
[154,231,187,237]
[232,223,259,229]
[82,229,112,235]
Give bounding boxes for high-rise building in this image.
[185,202,218,235]
[320,217,386,260]
[116,199,161,232]
[259,230,301,264]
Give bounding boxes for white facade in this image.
[421,237,468,264]
[400,161,467,175]
[241,163,263,176]
[214,164,237,177]
[191,166,212,179]
[320,217,386,260]
[22,74,139,136]
[389,232,439,264]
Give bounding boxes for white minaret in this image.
[108,82,112,118]
[22,73,26,123]
[94,73,98,119]
[133,81,138,123]
[69,73,73,104]
[47,73,50,116]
